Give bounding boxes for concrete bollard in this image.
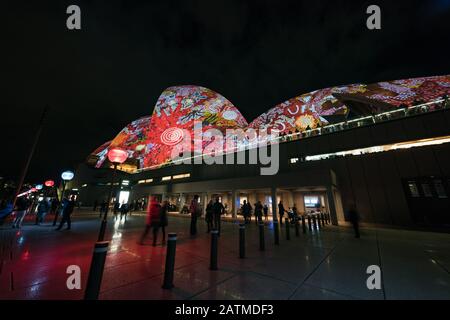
[285,218,291,240]
[239,224,245,259]
[259,223,265,251]
[273,219,280,245]
[307,215,312,231]
[210,230,219,270]
[84,241,109,300]
[295,219,300,237]
[162,233,177,289]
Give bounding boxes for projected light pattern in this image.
[89,76,450,171]
[161,127,185,146]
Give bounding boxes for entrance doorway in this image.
[119,191,130,204]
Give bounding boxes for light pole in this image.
[60,170,75,200]
[98,148,128,241]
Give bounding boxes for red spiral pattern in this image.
[160,127,184,146]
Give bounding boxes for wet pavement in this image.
[0,209,449,300]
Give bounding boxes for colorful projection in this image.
[89,76,450,171]
[347,75,450,108]
[143,86,248,168]
[248,84,366,133]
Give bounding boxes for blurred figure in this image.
[113,201,120,220]
[348,204,360,238]
[51,198,60,226]
[139,197,161,246]
[189,195,200,236]
[50,198,59,215]
[212,197,224,236]
[12,196,30,229]
[55,195,76,231]
[205,200,214,233]
[254,201,263,224]
[99,200,107,218]
[160,200,169,244]
[0,197,14,225]
[120,202,129,221]
[241,200,251,224]
[263,204,269,221]
[278,201,285,225]
[93,199,98,212]
[35,198,49,225]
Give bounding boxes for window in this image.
[304,196,320,208]
[162,176,172,181]
[408,182,420,197]
[138,179,153,184]
[173,173,190,180]
[421,183,433,197]
[121,180,130,186]
[290,158,299,164]
[434,180,447,198]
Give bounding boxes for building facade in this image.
[72,76,450,230]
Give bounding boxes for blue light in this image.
[61,171,75,181]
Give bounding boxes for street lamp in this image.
[60,170,75,199]
[45,180,55,187]
[52,171,75,226]
[98,147,128,241]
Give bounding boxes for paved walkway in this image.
[0,210,449,300]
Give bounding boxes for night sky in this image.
[2,0,450,183]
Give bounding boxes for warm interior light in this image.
[305,135,450,162]
[173,173,190,179]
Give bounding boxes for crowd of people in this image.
[1,192,362,241]
[0,194,76,230]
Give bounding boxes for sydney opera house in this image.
[72,75,450,229]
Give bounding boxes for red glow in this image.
[107,147,128,164]
[44,180,55,187]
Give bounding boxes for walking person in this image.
[348,204,360,238]
[189,195,200,236]
[99,200,107,218]
[263,204,269,221]
[205,199,214,233]
[139,197,161,246]
[292,204,299,223]
[11,196,31,229]
[212,197,224,236]
[278,201,285,225]
[160,200,169,245]
[50,198,59,216]
[35,198,49,225]
[55,195,76,231]
[241,200,251,224]
[120,202,129,221]
[93,200,98,212]
[254,201,263,224]
[113,201,120,220]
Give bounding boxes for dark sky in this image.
[2,0,450,183]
